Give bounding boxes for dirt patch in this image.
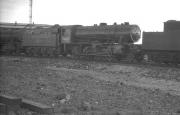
[47,66,180,96]
[1,56,180,115]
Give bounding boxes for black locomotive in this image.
[0,22,141,61]
[1,20,180,64]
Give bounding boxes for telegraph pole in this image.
[29,0,33,24]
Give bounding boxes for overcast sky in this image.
[0,0,180,31]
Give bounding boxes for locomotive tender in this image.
[142,20,180,63]
[21,25,61,56]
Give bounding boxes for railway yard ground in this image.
[0,56,180,115]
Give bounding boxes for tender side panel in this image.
[22,33,57,47]
[142,31,180,51]
[22,27,59,47]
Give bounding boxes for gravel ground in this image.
[0,56,180,115]
[54,59,180,82]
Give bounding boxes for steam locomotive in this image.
[1,20,180,64]
[1,22,141,61]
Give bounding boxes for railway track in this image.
[1,54,180,69]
